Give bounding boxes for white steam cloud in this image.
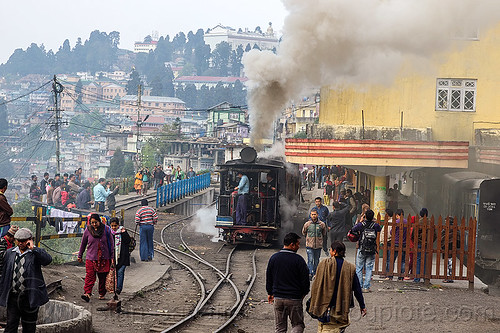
[243,0,500,149]
[190,205,220,242]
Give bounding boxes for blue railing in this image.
[156,173,211,208]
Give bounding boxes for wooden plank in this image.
[451,217,458,280]
[435,216,442,279]
[459,217,466,278]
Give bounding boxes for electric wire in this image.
[0,81,52,106]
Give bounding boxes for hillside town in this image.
[0,23,319,203]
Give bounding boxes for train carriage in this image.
[216,147,301,245]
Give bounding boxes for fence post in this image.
[35,206,43,247]
[468,217,476,290]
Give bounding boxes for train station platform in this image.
[299,185,487,290]
[117,247,171,299]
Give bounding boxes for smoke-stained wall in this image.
[243,0,500,149]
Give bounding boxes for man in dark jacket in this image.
[106,182,120,214]
[0,228,52,333]
[76,182,92,210]
[0,178,13,237]
[327,201,350,242]
[266,232,310,333]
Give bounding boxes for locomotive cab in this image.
[215,147,300,245]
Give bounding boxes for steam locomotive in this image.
[215,147,301,246]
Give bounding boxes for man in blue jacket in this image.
[234,172,249,225]
[266,232,310,333]
[93,178,112,212]
[0,228,52,333]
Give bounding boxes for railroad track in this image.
[114,192,157,211]
[123,203,257,333]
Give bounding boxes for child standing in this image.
[109,217,131,294]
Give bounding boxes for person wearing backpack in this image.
[351,209,381,292]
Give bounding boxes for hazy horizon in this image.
[0,0,287,65]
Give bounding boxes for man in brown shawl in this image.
[308,241,366,332]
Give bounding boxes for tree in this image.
[67,111,105,136]
[148,119,184,157]
[194,44,211,75]
[230,45,244,76]
[155,35,173,63]
[232,80,247,106]
[126,68,143,94]
[172,32,186,54]
[212,42,231,76]
[106,148,125,178]
[0,99,9,136]
[141,143,157,169]
[75,79,83,104]
[121,160,135,177]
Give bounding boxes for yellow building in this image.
[285,23,500,217]
[319,23,500,144]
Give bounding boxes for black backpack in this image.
[360,221,377,255]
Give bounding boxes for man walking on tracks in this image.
[0,179,13,238]
[308,241,366,332]
[266,232,310,333]
[135,199,158,261]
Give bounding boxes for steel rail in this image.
[214,249,258,333]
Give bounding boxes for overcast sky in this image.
[0,0,288,64]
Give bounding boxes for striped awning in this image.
[285,139,469,168]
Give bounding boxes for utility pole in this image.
[50,75,64,174]
[135,84,142,170]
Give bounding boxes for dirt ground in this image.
[39,200,500,333]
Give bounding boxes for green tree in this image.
[148,118,183,157]
[121,160,135,177]
[172,32,186,54]
[107,148,125,178]
[141,143,157,169]
[13,199,34,217]
[212,42,231,76]
[75,79,83,104]
[67,111,105,136]
[0,99,9,135]
[194,44,211,75]
[230,45,244,76]
[155,36,173,63]
[126,68,143,95]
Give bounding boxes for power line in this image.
[0,81,52,106]
[58,78,248,113]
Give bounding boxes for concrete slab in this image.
[118,247,171,299]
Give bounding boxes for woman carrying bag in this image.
[78,213,114,302]
[109,217,131,295]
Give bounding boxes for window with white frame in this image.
[436,79,476,112]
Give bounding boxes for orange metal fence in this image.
[372,214,476,289]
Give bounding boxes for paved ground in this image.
[36,187,500,333]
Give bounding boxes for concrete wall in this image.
[319,22,500,144]
[0,300,92,333]
[160,187,215,215]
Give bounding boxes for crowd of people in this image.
[28,168,121,213]
[134,165,198,196]
[27,165,199,214]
